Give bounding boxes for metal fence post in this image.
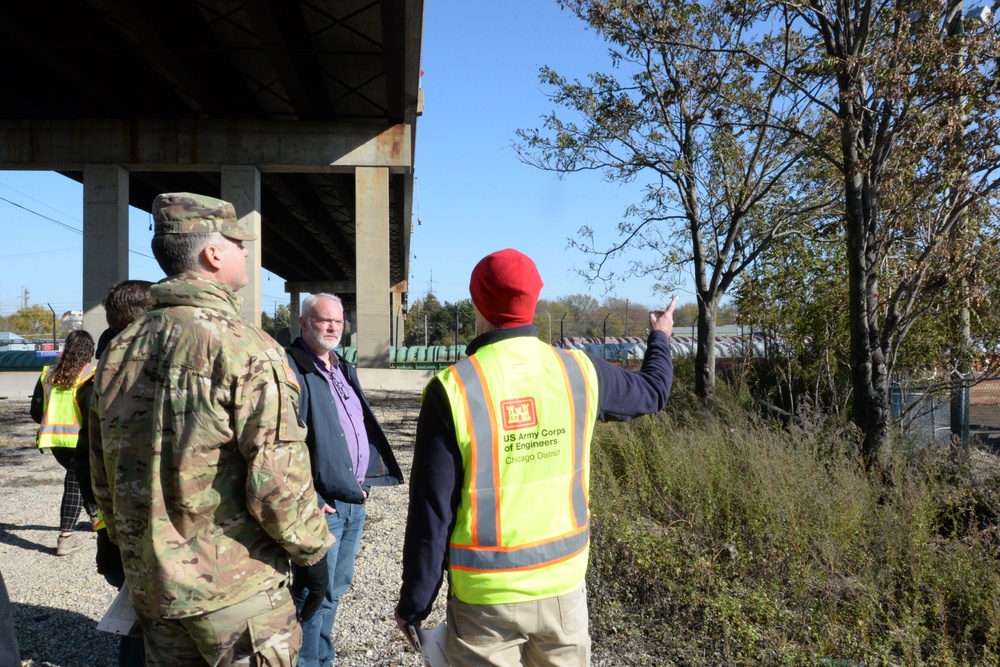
[950,369,970,446]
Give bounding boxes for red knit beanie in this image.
[469,248,543,328]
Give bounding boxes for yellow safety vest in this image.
[435,336,600,605]
[36,362,97,450]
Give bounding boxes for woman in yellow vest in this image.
[30,329,98,556]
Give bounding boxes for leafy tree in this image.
[717,302,737,326]
[759,0,1000,464]
[2,304,56,338]
[404,294,477,347]
[673,302,699,329]
[261,304,291,346]
[517,0,832,398]
[599,296,650,337]
[535,297,571,342]
[558,294,602,337]
[521,0,1000,463]
[671,299,735,331]
[735,233,852,416]
[535,295,652,343]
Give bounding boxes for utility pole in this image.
[47,303,56,348]
[603,313,610,360]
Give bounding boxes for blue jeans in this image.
[294,500,366,667]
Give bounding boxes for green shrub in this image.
[587,382,1000,666]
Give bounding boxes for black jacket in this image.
[286,338,403,506]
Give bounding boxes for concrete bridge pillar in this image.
[82,165,129,340]
[289,291,301,341]
[223,165,262,325]
[355,167,390,368]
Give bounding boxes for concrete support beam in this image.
[355,167,390,368]
[285,281,356,295]
[392,281,407,349]
[0,120,412,173]
[82,165,129,339]
[222,166,262,325]
[289,291,301,340]
[345,304,358,349]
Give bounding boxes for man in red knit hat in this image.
[396,248,679,666]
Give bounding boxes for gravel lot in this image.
[0,391,438,667]
[0,388,634,666]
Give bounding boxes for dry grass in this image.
[586,385,1000,666]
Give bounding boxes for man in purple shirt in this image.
[286,293,404,666]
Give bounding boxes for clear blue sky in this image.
[0,0,690,318]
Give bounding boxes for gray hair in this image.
[301,293,343,319]
[150,231,226,276]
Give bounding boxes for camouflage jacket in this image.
[89,273,333,619]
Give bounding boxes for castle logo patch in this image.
[500,397,537,430]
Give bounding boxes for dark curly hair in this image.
[48,330,95,389]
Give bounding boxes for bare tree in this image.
[520,0,1000,464]
[516,0,834,397]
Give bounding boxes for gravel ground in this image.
[0,391,629,666]
[0,391,440,667]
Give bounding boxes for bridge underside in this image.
[0,0,423,366]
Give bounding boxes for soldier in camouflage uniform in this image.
[90,192,334,667]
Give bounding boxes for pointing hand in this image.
[649,296,680,336]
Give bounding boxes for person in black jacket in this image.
[76,279,152,667]
[286,293,404,667]
[395,248,678,665]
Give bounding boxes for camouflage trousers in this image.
[137,585,301,667]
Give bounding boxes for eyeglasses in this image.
[332,375,350,401]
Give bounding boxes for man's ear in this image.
[201,241,225,272]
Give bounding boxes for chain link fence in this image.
[970,378,1000,449]
[889,376,1000,449]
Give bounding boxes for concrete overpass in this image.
[0,0,423,367]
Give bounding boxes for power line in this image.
[0,194,154,259]
[0,195,81,234]
[0,247,78,259]
[0,178,81,222]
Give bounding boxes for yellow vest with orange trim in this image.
[435,336,600,605]
[36,362,97,450]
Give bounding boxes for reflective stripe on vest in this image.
[447,345,594,573]
[37,362,96,449]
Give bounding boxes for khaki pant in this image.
[446,583,591,667]
[138,586,300,667]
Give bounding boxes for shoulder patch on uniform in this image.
[283,361,300,391]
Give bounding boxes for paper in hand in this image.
[416,622,449,667]
[96,582,137,636]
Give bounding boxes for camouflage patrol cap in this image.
[151,192,256,241]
